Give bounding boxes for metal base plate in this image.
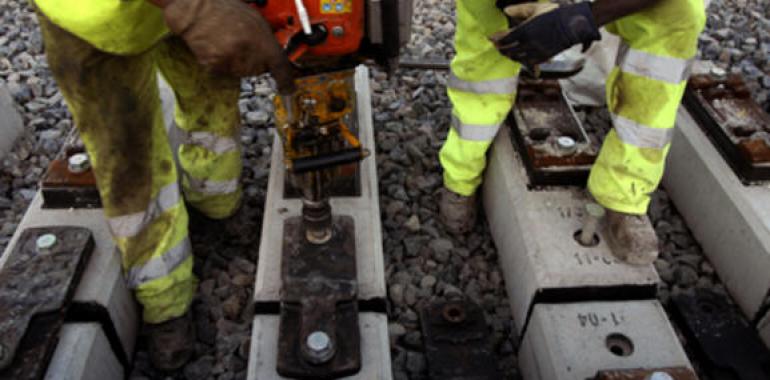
[277,216,361,379]
[683,74,770,183]
[420,300,501,380]
[509,80,598,187]
[670,289,770,379]
[41,157,101,209]
[0,226,94,380]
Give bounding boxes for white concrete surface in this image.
[663,108,770,320]
[759,311,770,349]
[0,192,139,361]
[519,300,691,380]
[483,126,659,334]
[45,323,123,380]
[247,313,391,380]
[253,65,385,302]
[0,84,24,159]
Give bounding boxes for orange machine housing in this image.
[249,0,365,63]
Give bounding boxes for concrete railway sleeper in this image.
[2,63,770,379]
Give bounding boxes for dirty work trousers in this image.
[439,0,706,215]
[38,16,243,323]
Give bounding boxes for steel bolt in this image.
[646,372,674,380]
[304,330,335,363]
[36,233,58,251]
[307,331,330,352]
[68,153,91,174]
[556,136,577,154]
[579,203,605,246]
[710,66,727,77]
[331,26,345,37]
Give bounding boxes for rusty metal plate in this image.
[277,216,360,379]
[0,226,94,380]
[684,74,770,183]
[594,367,698,380]
[670,289,770,380]
[420,299,501,380]
[509,80,599,187]
[41,153,101,209]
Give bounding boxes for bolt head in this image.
[36,233,57,251]
[556,136,576,150]
[306,331,331,352]
[585,202,606,218]
[68,153,91,173]
[711,67,727,77]
[331,26,345,37]
[647,372,674,380]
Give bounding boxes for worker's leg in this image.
[438,0,520,197]
[154,37,243,220]
[37,17,195,323]
[587,0,706,214]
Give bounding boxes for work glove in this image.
[160,0,296,93]
[490,2,601,68]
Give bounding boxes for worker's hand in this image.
[160,0,296,93]
[490,2,601,67]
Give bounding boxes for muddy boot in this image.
[438,187,477,235]
[605,209,659,265]
[146,312,196,371]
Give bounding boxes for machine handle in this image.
[289,148,369,173]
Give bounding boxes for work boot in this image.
[605,209,659,265]
[438,187,477,235]
[146,312,196,371]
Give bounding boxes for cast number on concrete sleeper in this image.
[573,252,616,266]
[556,206,585,219]
[577,311,626,328]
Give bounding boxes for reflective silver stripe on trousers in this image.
[174,124,239,154]
[108,182,182,238]
[186,175,240,195]
[611,113,673,149]
[616,42,693,84]
[451,115,500,141]
[127,237,191,288]
[447,72,519,95]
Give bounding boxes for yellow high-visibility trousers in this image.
[440,0,706,216]
[38,15,243,323]
[587,0,706,214]
[439,0,521,197]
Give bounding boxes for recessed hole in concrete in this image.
[529,128,550,142]
[573,229,600,247]
[605,333,634,357]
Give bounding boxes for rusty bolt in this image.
[305,331,335,363]
[36,233,58,251]
[442,303,467,324]
[646,372,674,380]
[68,153,91,174]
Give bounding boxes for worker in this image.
[31,0,294,370]
[438,0,705,264]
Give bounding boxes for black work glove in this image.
[490,2,601,67]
